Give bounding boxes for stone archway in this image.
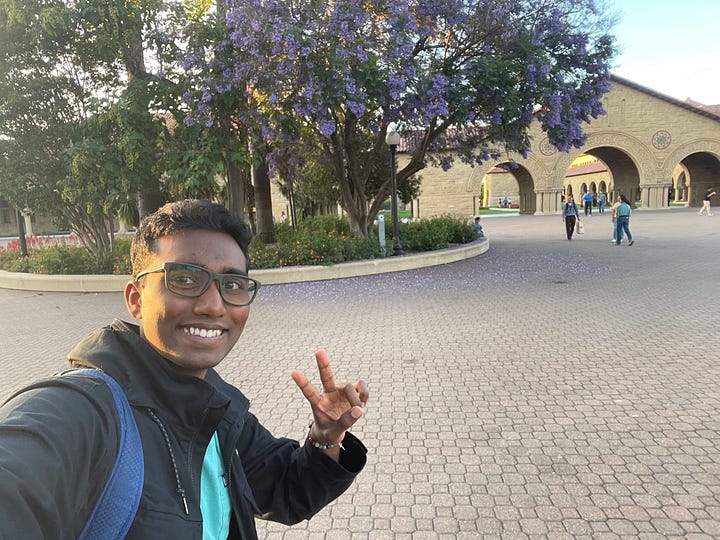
[480,162,538,214]
[586,146,641,205]
[547,132,654,210]
[662,141,720,206]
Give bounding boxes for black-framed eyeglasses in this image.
[135,262,260,307]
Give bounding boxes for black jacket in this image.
[0,319,366,539]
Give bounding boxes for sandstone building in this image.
[272,74,720,220]
[397,74,720,218]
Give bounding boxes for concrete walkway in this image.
[1,207,719,539]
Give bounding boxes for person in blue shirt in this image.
[582,191,594,216]
[472,216,484,237]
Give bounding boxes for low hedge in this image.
[0,215,479,274]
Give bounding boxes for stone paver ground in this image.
[1,207,719,539]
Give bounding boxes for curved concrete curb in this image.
[0,238,489,292]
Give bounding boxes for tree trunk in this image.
[329,130,370,238]
[251,150,274,243]
[136,186,164,219]
[225,157,248,220]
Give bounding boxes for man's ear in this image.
[124,280,143,320]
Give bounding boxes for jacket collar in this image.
[66,319,250,429]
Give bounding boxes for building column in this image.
[533,188,564,215]
[640,182,672,209]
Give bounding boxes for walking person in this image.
[0,199,369,538]
[582,191,594,216]
[610,194,621,244]
[614,194,635,246]
[597,190,607,213]
[562,195,580,240]
[698,188,716,216]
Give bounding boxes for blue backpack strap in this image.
[72,369,144,540]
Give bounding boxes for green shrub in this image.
[278,232,345,266]
[111,238,132,274]
[0,214,477,274]
[5,253,30,272]
[272,221,296,245]
[343,236,384,260]
[399,219,449,252]
[434,215,478,244]
[249,236,281,269]
[22,245,95,274]
[298,214,351,236]
[0,239,132,275]
[0,246,22,269]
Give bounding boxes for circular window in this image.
[652,130,672,150]
[539,138,557,156]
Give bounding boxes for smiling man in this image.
[0,199,368,539]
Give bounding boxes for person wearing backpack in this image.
[0,199,369,539]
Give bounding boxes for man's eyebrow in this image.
[182,261,248,277]
[223,266,248,276]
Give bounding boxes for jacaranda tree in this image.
[183,0,616,237]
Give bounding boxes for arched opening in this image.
[678,152,720,207]
[671,164,689,204]
[484,162,536,214]
[564,154,613,213]
[585,147,640,206]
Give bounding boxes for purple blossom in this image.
[346,101,366,117]
[318,118,336,137]
[177,0,613,208]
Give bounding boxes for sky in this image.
[609,0,720,105]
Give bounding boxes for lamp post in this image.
[16,208,28,257]
[385,129,404,256]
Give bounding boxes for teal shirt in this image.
[201,432,232,540]
[616,202,631,217]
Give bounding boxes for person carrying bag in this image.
[562,195,581,240]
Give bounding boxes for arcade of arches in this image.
[396,74,720,217]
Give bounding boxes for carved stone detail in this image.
[651,130,672,150]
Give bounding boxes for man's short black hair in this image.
[131,199,253,276]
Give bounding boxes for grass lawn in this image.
[478,208,519,216]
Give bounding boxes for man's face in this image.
[124,229,250,378]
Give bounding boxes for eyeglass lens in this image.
[165,263,257,306]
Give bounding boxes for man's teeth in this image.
[184,327,223,338]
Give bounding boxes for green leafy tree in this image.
[0,0,182,258]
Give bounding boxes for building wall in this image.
[408,78,720,215]
[0,199,61,238]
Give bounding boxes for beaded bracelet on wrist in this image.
[307,420,344,450]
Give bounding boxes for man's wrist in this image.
[307,420,344,450]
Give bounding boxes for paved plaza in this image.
[1,207,719,539]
